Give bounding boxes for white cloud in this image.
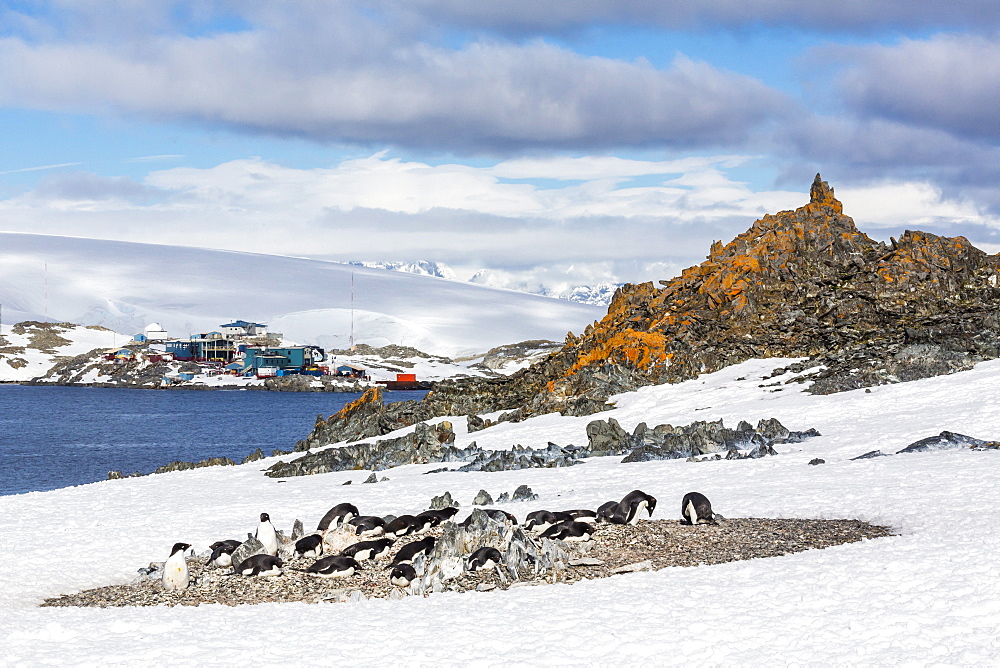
[2,154,996,289]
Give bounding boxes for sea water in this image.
[0,385,426,496]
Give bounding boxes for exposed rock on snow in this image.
[279,410,818,479]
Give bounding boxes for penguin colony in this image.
[159,489,718,595]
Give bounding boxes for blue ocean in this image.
[0,385,426,496]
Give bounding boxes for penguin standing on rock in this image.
[681,492,718,525]
[162,542,191,590]
[256,512,279,556]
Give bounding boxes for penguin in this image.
[681,492,718,526]
[305,555,360,579]
[391,536,436,565]
[467,546,502,571]
[620,490,657,525]
[388,563,417,587]
[564,509,598,524]
[234,554,284,577]
[415,507,458,529]
[384,515,422,537]
[317,502,360,531]
[348,515,386,538]
[523,510,560,533]
[205,539,241,568]
[596,500,628,524]
[255,512,279,556]
[294,533,324,559]
[539,521,596,542]
[162,542,191,590]
[341,538,395,562]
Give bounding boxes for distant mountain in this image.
[468,269,623,306]
[0,234,605,358]
[348,260,458,281]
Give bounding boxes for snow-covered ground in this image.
[0,322,122,382]
[2,358,999,664]
[0,232,604,358]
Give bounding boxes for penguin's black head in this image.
[260,512,270,522]
[170,542,191,555]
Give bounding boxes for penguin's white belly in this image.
[315,566,355,579]
[162,554,189,590]
[213,553,232,568]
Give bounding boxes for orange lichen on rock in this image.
[565,329,669,377]
[330,386,383,422]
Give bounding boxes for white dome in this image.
[145,322,164,332]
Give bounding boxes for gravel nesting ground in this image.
[41,517,894,608]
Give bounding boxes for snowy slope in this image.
[0,233,604,357]
[0,322,122,381]
[1,359,999,664]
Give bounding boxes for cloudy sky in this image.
[0,1,998,289]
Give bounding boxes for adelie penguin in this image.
[205,539,241,569]
[391,536,436,565]
[341,538,394,561]
[620,490,657,525]
[384,515,423,537]
[317,503,360,532]
[467,546,503,571]
[162,542,191,590]
[539,521,595,542]
[349,515,386,538]
[294,533,324,559]
[256,512,279,556]
[388,563,417,587]
[234,554,284,577]
[304,555,360,579]
[680,492,718,526]
[596,500,628,524]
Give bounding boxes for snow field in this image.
[2,358,1000,664]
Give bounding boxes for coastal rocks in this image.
[271,421,468,477]
[152,457,236,474]
[473,490,493,505]
[457,442,582,472]
[294,387,434,451]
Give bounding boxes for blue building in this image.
[243,346,326,376]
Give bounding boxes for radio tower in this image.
[349,272,356,351]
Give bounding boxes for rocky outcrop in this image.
[294,387,434,450]
[270,414,814,478]
[297,175,1000,444]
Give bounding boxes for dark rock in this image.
[473,490,494,505]
[242,448,265,464]
[512,485,538,502]
[362,472,378,484]
[271,449,292,457]
[342,480,352,485]
[467,414,488,433]
[808,458,825,465]
[496,492,511,503]
[896,431,989,454]
[851,450,889,460]
[430,491,458,509]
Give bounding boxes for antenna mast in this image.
[350,272,355,350]
[44,262,48,319]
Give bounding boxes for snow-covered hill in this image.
[1,358,999,663]
[0,233,604,358]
